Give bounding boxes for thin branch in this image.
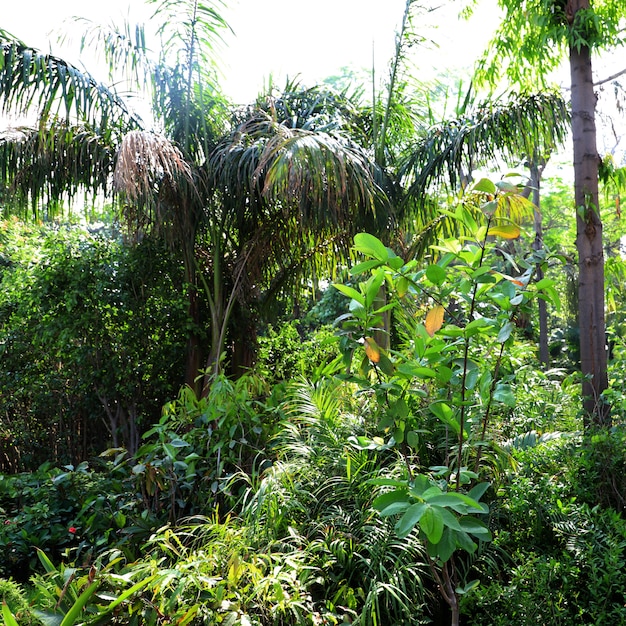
[594,66,626,87]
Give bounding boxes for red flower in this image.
[68,526,77,534]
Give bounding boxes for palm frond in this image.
[0,119,117,218]
[113,130,202,243]
[0,36,138,129]
[400,90,570,202]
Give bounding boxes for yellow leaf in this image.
[487,224,521,239]
[425,306,445,337]
[364,337,380,363]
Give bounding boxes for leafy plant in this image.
[333,177,562,624]
[30,549,156,626]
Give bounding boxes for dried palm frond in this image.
[114,130,193,201]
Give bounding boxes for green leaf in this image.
[378,352,395,376]
[59,581,100,626]
[350,259,385,275]
[436,527,457,562]
[396,275,410,297]
[535,277,556,290]
[368,477,409,487]
[493,383,516,407]
[468,482,491,502]
[372,489,409,515]
[2,603,19,626]
[395,502,428,538]
[397,364,437,379]
[353,233,389,262]
[387,255,404,270]
[420,505,444,544]
[98,575,157,615]
[459,516,492,540]
[472,178,496,194]
[426,492,484,514]
[364,271,385,307]
[456,579,480,595]
[409,474,432,497]
[439,506,463,532]
[429,402,460,434]
[426,264,447,285]
[455,529,478,554]
[497,321,514,343]
[495,180,519,193]
[378,501,411,517]
[332,283,365,305]
[406,430,420,449]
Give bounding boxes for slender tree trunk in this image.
[569,1,609,424]
[529,159,550,366]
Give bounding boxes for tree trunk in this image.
[529,159,550,366]
[569,1,610,425]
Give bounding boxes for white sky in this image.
[2,0,623,159]
[0,0,499,105]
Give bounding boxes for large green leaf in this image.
[372,489,410,516]
[420,505,444,544]
[353,233,389,262]
[459,516,492,540]
[435,527,456,562]
[395,502,428,538]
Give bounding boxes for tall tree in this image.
[474,0,626,424]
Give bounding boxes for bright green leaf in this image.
[354,233,389,262]
[426,264,447,285]
[332,283,365,305]
[420,505,444,544]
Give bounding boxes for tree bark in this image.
[569,0,610,424]
[529,159,550,366]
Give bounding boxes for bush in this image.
[0,222,189,469]
[0,578,37,624]
[257,322,340,384]
[463,436,626,624]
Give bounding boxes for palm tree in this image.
[204,84,391,382]
[0,4,392,395]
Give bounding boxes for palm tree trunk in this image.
[569,1,609,424]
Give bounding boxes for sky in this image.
[0,0,499,105]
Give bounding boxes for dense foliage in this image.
[3,179,626,624]
[1,1,626,624]
[0,220,190,469]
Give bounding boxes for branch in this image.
[594,67,626,87]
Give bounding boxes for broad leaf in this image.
[425,305,445,337]
[364,271,385,307]
[364,337,380,363]
[354,233,389,262]
[468,482,491,502]
[487,224,521,239]
[459,516,492,540]
[420,505,444,544]
[425,264,447,285]
[497,321,514,343]
[472,178,496,194]
[436,527,457,562]
[332,284,365,305]
[395,502,428,538]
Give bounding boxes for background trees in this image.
[475,0,626,423]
